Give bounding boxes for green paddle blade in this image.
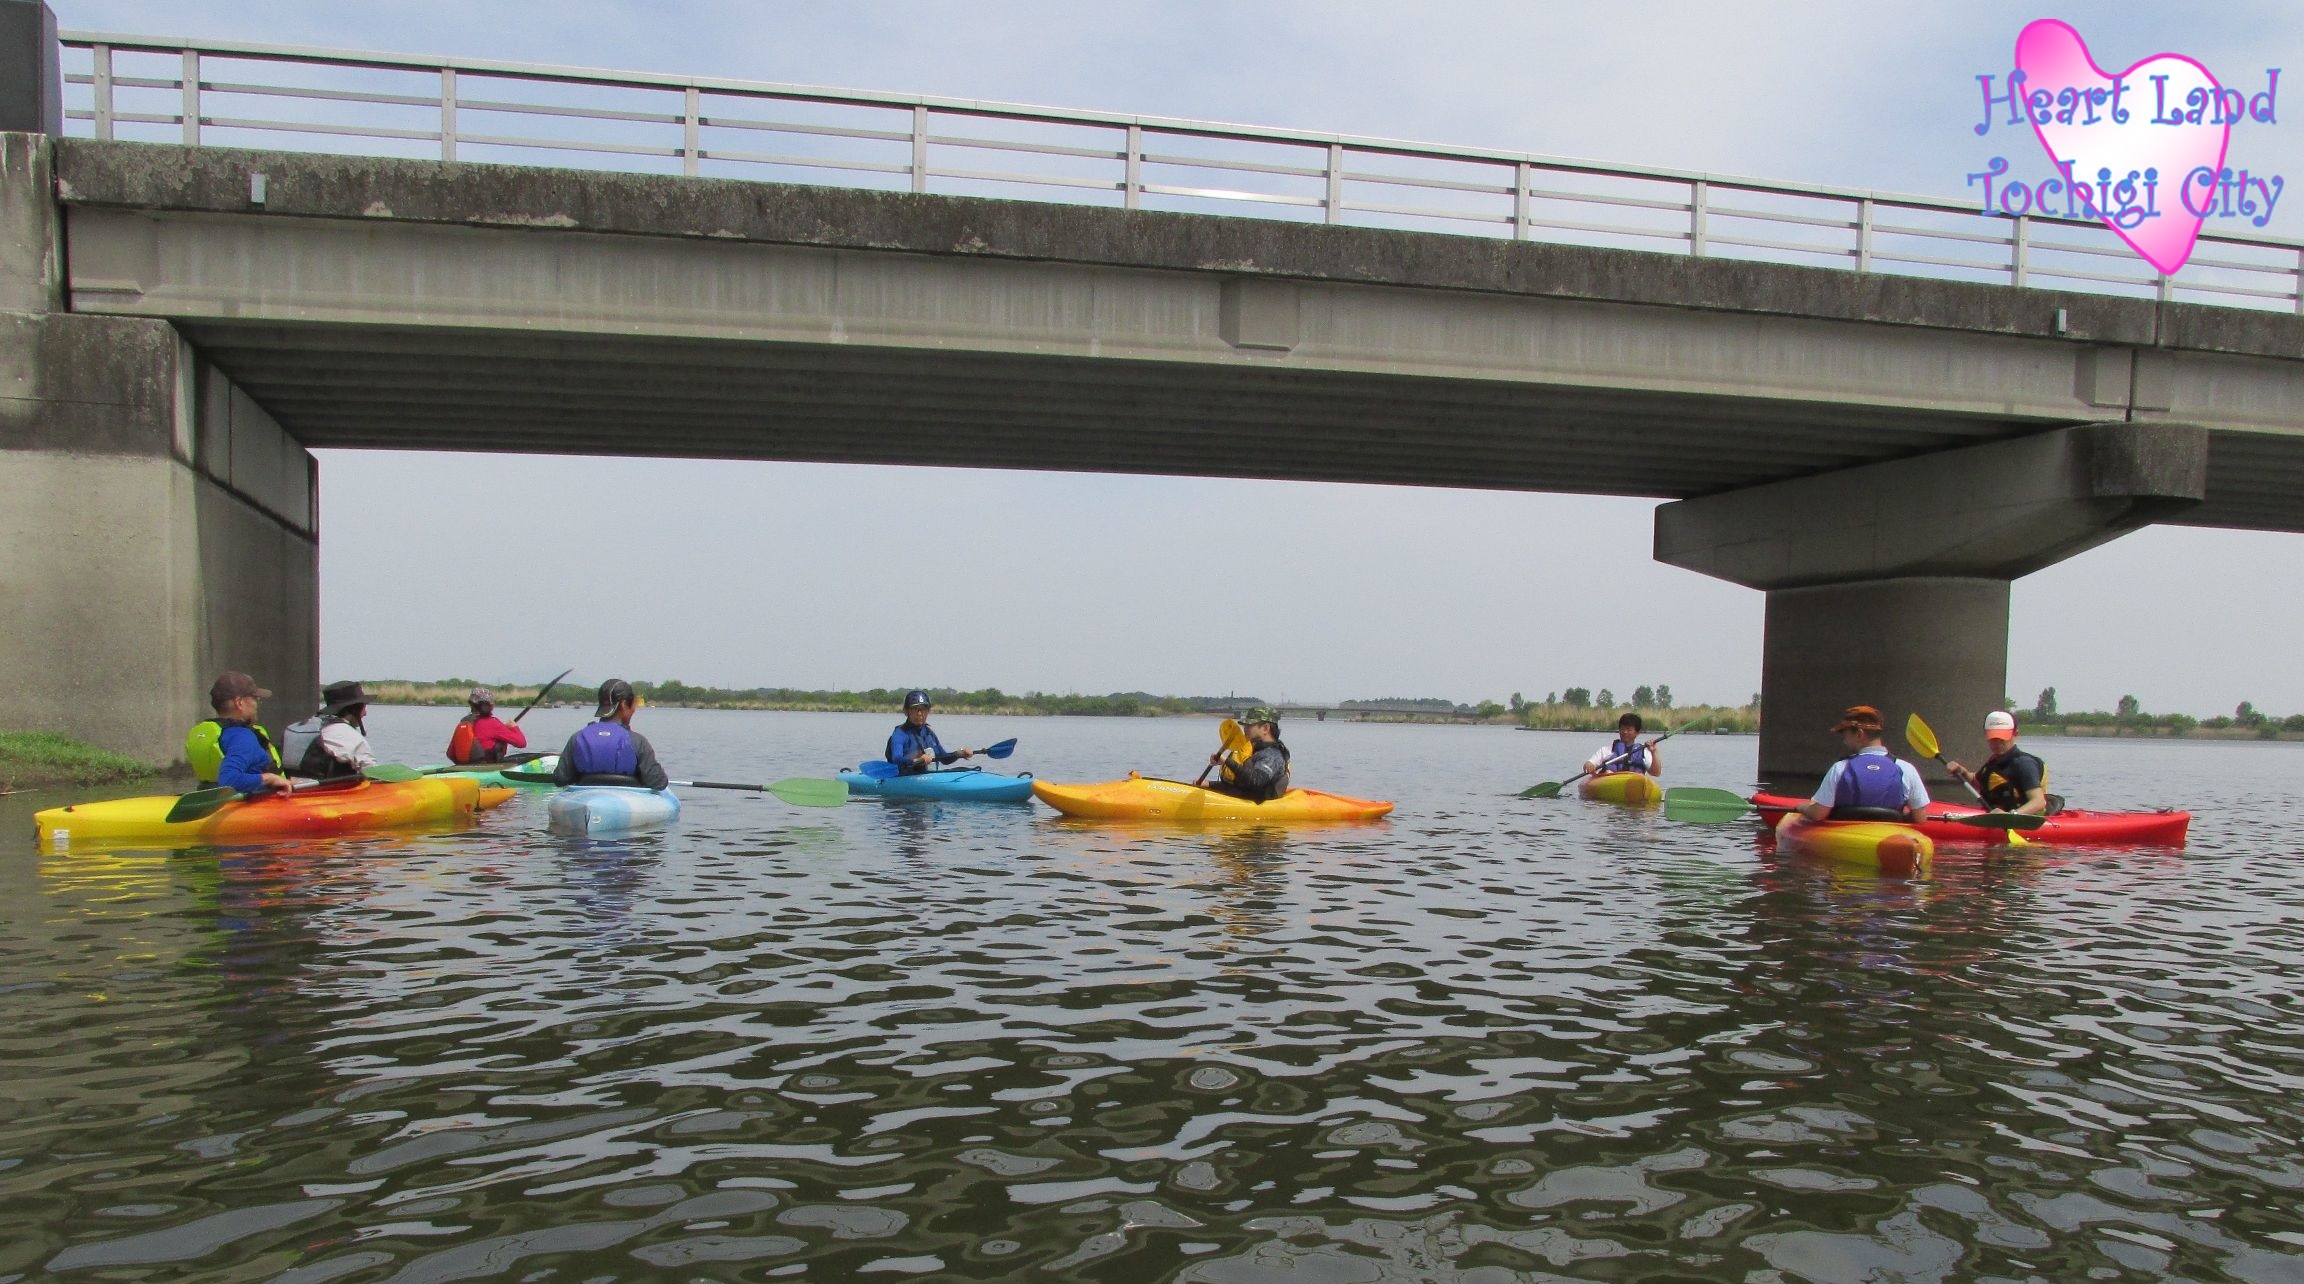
[1904,713,1941,760]
[362,763,423,783]
[1662,786,1757,825]
[1518,780,1567,799]
[767,777,849,808]
[163,786,244,824]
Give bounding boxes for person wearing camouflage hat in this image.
[445,686,530,765]
[1207,707,1291,803]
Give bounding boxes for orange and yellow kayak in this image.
[1031,773,1394,822]
[1578,771,1662,806]
[1773,812,1933,877]
[35,777,513,851]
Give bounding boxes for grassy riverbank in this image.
[368,679,1247,718]
[0,731,166,792]
[1518,704,1760,735]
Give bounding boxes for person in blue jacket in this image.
[554,678,669,790]
[184,670,291,794]
[1798,704,1928,822]
[885,691,983,775]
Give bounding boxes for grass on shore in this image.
[0,731,165,792]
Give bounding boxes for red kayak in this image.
[1749,793,2189,846]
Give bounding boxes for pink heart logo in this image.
[2014,18,2229,276]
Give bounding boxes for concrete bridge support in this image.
[1656,421,2209,788]
[2,129,318,763]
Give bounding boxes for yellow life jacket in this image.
[185,717,281,785]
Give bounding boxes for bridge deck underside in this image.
[184,322,2300,527]
[186,321,2036,500]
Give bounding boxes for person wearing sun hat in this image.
[1943,711,2049,816]
[1797,704,1926,823]
[1206,706,1291,803]
[884,689,982,776]
[282,680,380,782]
[553,678,668,789]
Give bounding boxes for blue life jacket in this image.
[569,720,639,778]
[1604,738,1647,773]
[1833,752,1909,813]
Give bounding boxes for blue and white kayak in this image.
[837,766,1035,803]
[546,785,680,835]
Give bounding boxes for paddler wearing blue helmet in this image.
[885,690,986,776]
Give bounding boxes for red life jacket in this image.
[447,714,481,764]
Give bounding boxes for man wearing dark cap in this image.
[1206,707,1292,802]
[185,671,291,793]
[553,678,668,790]
[1797,704,1927,822]
[283,681,380,782]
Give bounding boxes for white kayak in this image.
[546,785,680,835]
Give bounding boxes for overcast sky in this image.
[52,1,2304,715]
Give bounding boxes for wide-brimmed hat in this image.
[1830,704,1883,733]
[320,680,370,715]
[209,671,270,706]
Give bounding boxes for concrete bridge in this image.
[4,9,2302,783]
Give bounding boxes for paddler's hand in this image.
[1944,759,1969,781]
[260,772,290,790]
[957,748,975,760]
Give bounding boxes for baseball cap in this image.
[208,671,269,706]
[1830,704,1884,733]
[903,690,932,709]
[595,678,636,715]
[469,687,495,706]
[1242,706,1280,725]
[1984,710,2018,735]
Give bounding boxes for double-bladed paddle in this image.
[1520,719,1706,799]
[855,737,1018,779]
[1906,712,2032,845]
[1194,719,1244,786]
[670,778,849,807]
[512,669,573,723]
[422,751,546,775]
[1661,785,2045,830]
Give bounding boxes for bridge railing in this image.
[54,32,2304,314]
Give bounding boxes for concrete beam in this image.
[1653,421,2209,589]
[0,3,59,136]
[0,132,57,311]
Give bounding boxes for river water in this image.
[4,707,2301,1282]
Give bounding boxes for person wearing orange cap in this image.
[1797,704,1927,823]
[1943,711,2049,816]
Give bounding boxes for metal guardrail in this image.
[53,31,2304,314]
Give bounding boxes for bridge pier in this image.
[1656,421,2208,788]
[3,129,318,763]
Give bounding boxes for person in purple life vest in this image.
[553,678,669,790]
[1586,712,1660,777]
[1797,704,1927,823]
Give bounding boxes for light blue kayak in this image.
[838,766,1035,803]
[546,785,680,835]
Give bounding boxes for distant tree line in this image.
[2018,687,2304,737]
[368,679,1252,717]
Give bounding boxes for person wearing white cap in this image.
[1943,711,2049,816]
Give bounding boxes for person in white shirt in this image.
[1585,712,1660,777]
[282,680,380,782]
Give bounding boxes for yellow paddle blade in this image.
[1904,713,1941,760]
[1219,718,1250,764]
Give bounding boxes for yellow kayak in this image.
[1031,773,1394,822]
[36,777,513,851]
[1578,771,1661,806]
[1774,812,1933,877]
